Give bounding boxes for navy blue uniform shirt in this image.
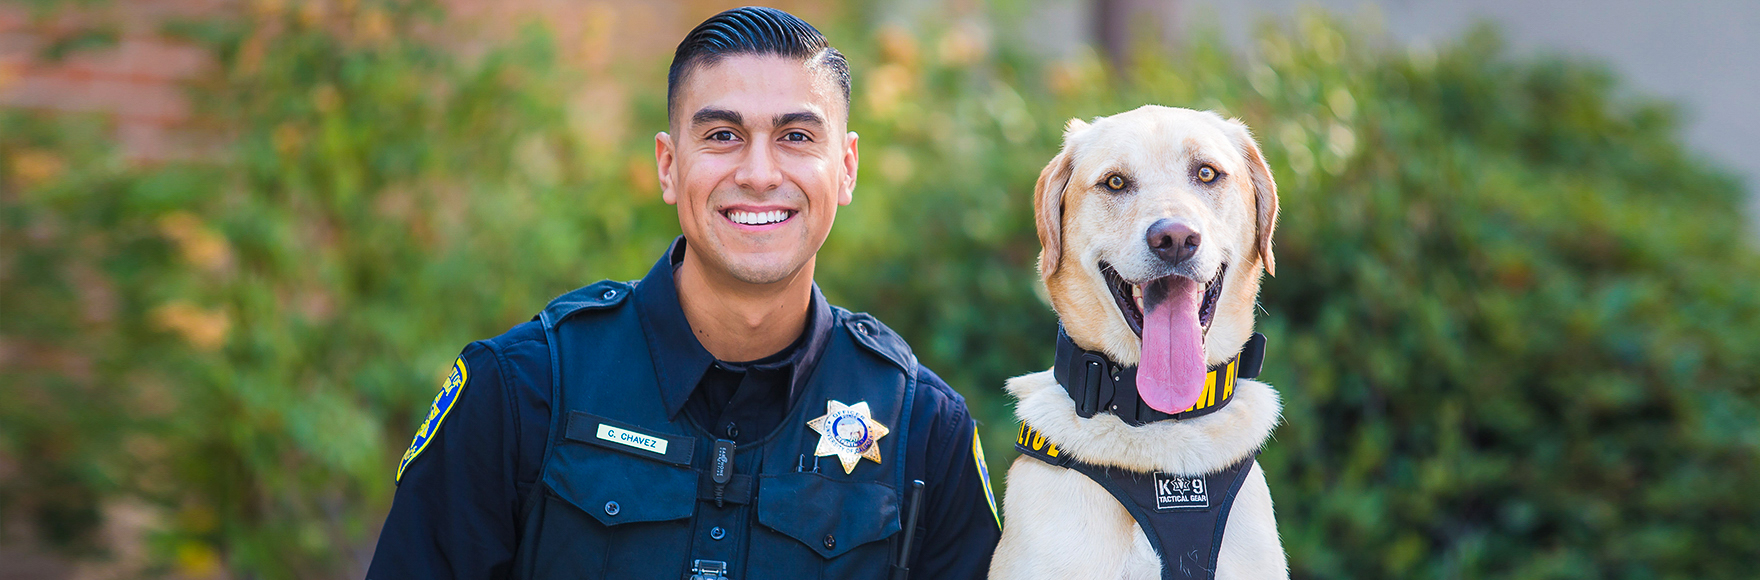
[367,239,1001,579]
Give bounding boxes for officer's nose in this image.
[734,141,784,193]
[1145,219,1201,266]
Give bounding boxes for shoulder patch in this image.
[398,356,468,483]
[974,425,1000,530]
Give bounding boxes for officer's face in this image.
[656,55,857,286]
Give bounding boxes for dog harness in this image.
[1054,324,1266,425]
[1020,330,1269,579]
[1016,424,1258,580]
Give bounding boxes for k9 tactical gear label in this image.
[1153,472,1210,511]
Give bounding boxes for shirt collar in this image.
[633,236,834,420]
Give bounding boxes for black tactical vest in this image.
[1016,423,1257,580]
[513,280,918,580]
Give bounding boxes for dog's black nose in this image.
[1146,219,1200,265]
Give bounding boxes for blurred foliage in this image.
[2,1,1756,578]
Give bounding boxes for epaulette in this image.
[839,309,914,372]
[540,280,635,328]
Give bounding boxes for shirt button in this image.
[822,534,836,550]
[603,501,620,516]
[725,423,740,438]
[601,289,617,300]
[710,526,726,540]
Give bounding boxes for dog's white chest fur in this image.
[988,370,1289,580]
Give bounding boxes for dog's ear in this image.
[1036,119,1087,282]
[1229,119,1280,277]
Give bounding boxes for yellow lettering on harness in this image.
[1019,424,1061,458]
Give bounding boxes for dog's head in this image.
[1035,105,1278,414]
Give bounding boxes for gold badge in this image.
[807,400,890,474]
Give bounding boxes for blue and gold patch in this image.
[974,425,1000,529]
[398,356,467,483]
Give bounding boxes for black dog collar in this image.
[1053,324,1265,426]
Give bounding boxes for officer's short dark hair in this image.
[667,6,851,122]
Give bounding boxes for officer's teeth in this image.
[728,210,790,225]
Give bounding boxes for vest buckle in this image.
[687,559,729,580]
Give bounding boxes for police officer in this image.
[366,7,1002,579]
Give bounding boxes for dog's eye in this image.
[1104,175,1126,191]
[1197,165,1218,183]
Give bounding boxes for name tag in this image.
[564,411,694,466]
[598,424,669,455]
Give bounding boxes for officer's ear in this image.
[839,131,858,206]
[1036,118,1088,284]
[656,131,678,205]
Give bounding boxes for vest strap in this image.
[1053,325,1266,426]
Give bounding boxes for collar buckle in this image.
[1073,352,1110,416]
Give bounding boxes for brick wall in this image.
[0,0,228,163]
[0,0,830,164]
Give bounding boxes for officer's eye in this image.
[1196,165,1219,183]
[708,130,737,142]
[1103,174,1127,192]
[781,131,811,143]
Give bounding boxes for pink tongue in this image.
[1139,277,1206,414]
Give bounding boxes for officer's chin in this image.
[696,221,815,286]
[714,248,810,286]
[724,261,806,286]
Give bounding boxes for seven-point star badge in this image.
[807,400,890,474]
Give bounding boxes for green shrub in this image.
[2,3,1754,578]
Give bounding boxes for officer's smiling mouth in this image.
[722,208,797,228]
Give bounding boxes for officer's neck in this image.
[673,251,813,363]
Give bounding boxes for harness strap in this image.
[1015,423,1258,580]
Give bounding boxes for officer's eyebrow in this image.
[773,111,825,130]
[691,108,743,128]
